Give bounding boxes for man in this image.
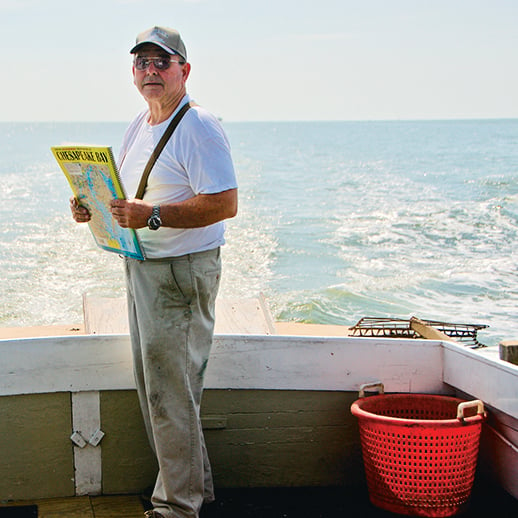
[71,26,238,518]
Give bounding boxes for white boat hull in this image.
[0,333,516,501]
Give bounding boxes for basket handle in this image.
[456,399,485,419]
[359,382,385,398]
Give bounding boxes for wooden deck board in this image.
[1,485,515,518]
[37,497,93,518]
[83,294,277,335]
[0,495,144,518]
[90,495,144,518]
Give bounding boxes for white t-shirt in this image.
[118,95,237,258]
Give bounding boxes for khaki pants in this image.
[125,248,221,518]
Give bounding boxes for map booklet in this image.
[51,145,145,260]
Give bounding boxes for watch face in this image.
[148,216,161,230]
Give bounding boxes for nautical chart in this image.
[51,146,145,260]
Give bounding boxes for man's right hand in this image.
[70,196,91,223]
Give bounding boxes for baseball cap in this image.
[130,26,187,61]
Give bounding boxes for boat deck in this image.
[0,301,516,517]
[0,495,143,518]
[2,482,516,518]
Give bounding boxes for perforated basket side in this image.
[351,394,485,517]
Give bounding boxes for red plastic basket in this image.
[351,383,486,517]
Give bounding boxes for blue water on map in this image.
[1,120,517,346]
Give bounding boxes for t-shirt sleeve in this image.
[178,110,238,195]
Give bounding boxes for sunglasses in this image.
[134,56,184,71]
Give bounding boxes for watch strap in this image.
[147,205,162,230]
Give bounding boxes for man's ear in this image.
[182,62,191,82]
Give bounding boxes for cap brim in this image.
[130,41,179,56]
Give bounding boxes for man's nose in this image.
[146,62,159,74]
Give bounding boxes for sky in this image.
[1,0,517,122]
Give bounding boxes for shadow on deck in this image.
[2,477,515,518]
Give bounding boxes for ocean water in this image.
[1,120,517,346]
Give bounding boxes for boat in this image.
[0,296,516,516]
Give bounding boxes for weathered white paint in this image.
[443,341,518,420]
[0,334,445,395]
[484,422,518,499]
[207,335,445,394]
[71,391,102,495]
[0,334,516,419]
[0,334,134,395]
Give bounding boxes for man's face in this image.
[132,44,190,104]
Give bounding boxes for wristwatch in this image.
[147,205,162,231]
